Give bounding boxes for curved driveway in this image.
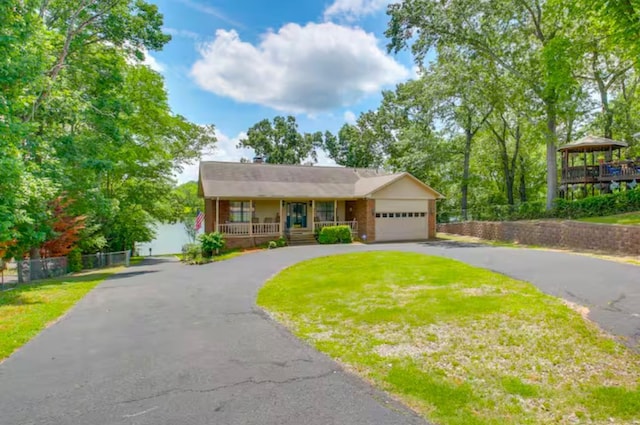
[1,242,638,425]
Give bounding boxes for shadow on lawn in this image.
[0,293,43,307]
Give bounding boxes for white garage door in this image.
[375,211,428,242]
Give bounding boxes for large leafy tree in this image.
[0,0,216,257]
[238,116,331,164]
[387,0,583,209]
[324,111,387,168]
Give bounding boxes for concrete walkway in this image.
[0,243,638,425]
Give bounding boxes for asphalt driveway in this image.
[1,242,638,424]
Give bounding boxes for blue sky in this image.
[146,0,415,182]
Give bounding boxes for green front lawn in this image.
[0,269,120,360]
[578,212,640,226]
[258,252,640,425]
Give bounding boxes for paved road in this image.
[1,242,638,425]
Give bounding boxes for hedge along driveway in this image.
[258,252,640,425]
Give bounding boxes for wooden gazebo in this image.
[558,136,639,198]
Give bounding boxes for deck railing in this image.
[562,162,640,183]
[599,162,640,180]
[219,223,281,237]
[314,221,358,233]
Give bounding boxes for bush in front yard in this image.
[318,225,352,244]
[182,243,202,262]
[199,232,226,257]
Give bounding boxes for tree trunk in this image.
[519,155,527,203]
[596,77,613,139]
[545,102,558,210]
[29,246,41,260]
[461,129,472,220]
[505,170,515,205]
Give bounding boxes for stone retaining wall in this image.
[438,220,640,256]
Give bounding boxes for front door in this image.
[286,202,308,229]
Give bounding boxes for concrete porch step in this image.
[286,232,318,246]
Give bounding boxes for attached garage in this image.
[369,176,442,242]
[375,200,429,242]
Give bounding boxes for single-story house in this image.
[198,161,444,248]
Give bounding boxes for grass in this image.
[130,256,144,266]
[578,212,640,226]
[0,268,120,360]
[258,252,640,425]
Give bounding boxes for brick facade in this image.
[225,236,275,249]
[427,200,436,239]
[204,199,230,233]
[352,199,376,242]
[438,220,640,256]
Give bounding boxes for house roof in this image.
[558,136,628,153]
[198,161,443,199]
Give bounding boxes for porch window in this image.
[316,202,335,222]
[229,201,253,223]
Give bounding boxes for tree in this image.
[238,116,328,164]
[0,1,217,257]
[324,111,386,168]
[40,197,86,257]
[387,0,583,209]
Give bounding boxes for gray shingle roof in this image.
[198,162,424,199]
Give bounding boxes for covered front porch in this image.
[205,199,359,239]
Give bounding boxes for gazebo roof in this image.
[558,136,628,153]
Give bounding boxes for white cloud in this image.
[324,0,393,21]
[344,110,357,124]
[142,50,166,72]
[175,130,253,184]
[190,23,408,114]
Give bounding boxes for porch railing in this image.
[252,223,281,235]
[314,220,358,233]
[219,223,281,237]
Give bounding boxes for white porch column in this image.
[311,200,315,232]
[279,200,284,237]
[334,199,338,226]
[249,200,253,236]
[215,197,220,233]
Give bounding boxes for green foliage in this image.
[0,1,216,258]
[458,189,640,222]
[268,241,278,249]
[67,248,83,273]
[552,189,640,219]
[276,237,287,248]
[323,111,386,168]
[318,226,352,244]
[199,232,225,257]
[182,243,202,263]
[237,116,332,164]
